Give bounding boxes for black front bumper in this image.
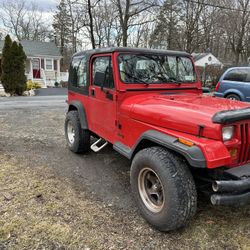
[211,164,250,206]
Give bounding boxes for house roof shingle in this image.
[0,40,61,57]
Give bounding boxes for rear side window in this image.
[224,68,250,82]
[77,58,87,87]
[69,56,87,87]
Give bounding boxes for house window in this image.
[45,59,53,71]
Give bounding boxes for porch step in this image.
[33,79,46,88]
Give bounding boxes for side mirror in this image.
[93,72,105,90]
[202,87,210,93]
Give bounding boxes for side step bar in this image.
[91,138,108,152]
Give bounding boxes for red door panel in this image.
[88,54,117,143]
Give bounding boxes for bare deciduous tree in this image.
[222,0,250,64]
[0,0,50,41]
[114,0,159,47]
[50,0,250,66]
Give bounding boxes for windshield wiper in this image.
[167,78,184,85]
[120,70,149,86]
[151,75,183,85]
[169,78,196,84]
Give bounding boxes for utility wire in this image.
[184,0,250,13]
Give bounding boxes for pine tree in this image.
[14,43,27,95]
[1,35,27,95]
[1,35,14,95]
[150,0,181,50]
[53,0,71,68]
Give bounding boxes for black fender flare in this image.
[113,130,206,168]
[68,101,88,129]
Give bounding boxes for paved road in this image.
[0,95,132,209]
[0,95,67,109]
[34,87,67,96]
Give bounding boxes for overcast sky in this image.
[0,0,57,38]
[30,0,57,11]
[0,0,57,12]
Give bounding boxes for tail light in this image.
[215,82,221,91]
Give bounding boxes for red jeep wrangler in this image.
[65,47,250,231]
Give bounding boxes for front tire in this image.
[130,147,197,231]
[65,111,90,153]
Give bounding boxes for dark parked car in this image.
[214,67,250,101]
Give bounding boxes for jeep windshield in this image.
[118,54,196,84]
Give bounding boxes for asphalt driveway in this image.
[0,95,249,249]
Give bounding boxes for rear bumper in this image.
[214,92,224,98]
[210,164,250,206]
[211,191,250,206]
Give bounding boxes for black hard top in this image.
[73,47,190,58]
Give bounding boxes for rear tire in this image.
[226,94,241,101]
[65,111,90,153]
[130,147,197,231]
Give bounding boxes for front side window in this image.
[118,54,196,84]
[92,56,114,89]
[224,68,250,82]
[45,59,53,71]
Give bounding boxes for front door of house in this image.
[32,58,41,79]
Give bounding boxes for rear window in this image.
[224,68,250,82]
[68,56,87,87]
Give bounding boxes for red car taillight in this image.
[215,82,221,91]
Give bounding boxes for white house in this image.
[192,53,223,68]
[0,40,63,87]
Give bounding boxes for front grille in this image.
[238,123,250,164]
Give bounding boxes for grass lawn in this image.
[0,153,250,250]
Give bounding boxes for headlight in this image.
[222,126,234,141]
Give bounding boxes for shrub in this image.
[26,80,42,90]
[54,81,59,87]
[60,81,68,88]
[196,65,225,88]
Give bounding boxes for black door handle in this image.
[105,91,113,100]
[90,88,95,97]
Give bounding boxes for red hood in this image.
[120,93,250,139]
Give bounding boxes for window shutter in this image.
[41,59,44,69]
[54,60,57,71]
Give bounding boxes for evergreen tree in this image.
[14,43,27,95]
[150,0,181,50]
[53,0,71,68]
[1,35,13,95]
[1,35,27,95]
